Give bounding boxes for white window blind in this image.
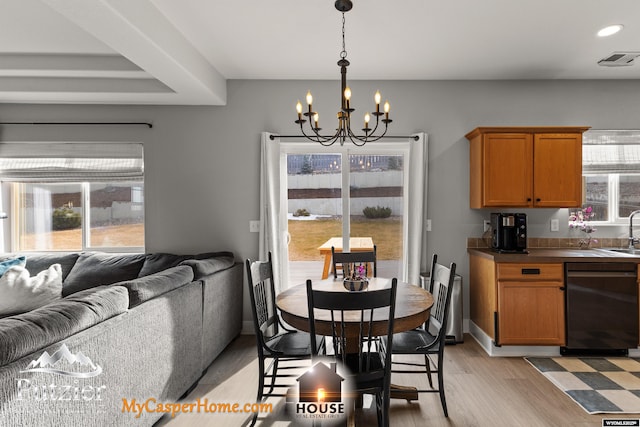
[0,142,143,182]
[583,130,640,173]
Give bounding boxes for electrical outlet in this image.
[550,219,559,232]
[483,220,491,232]
[249,220,260,233]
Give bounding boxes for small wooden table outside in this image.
[318,237,375,279]
[276,277,434,401]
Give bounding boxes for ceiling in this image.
[1,0,639,105]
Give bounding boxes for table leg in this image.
[321,253,331,279]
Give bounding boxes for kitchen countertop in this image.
[468,247,640,263]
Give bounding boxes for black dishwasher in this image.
[562,262,638,356]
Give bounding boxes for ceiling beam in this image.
[40,0,227,105]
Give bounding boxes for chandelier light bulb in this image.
[313,113,319,128]
[344,87,352,100]
[374,91,381,105]
[306,91,313,105]
[364,112,370,125]
[296,101,302,115]
[384,101,390,113]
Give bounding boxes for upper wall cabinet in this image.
[466,127,590,209]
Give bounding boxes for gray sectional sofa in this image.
[0,251,243,427]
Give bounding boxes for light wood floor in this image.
[157,334,639,426]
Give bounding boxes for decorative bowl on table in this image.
[343,277,369,292]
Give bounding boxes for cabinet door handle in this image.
[536,198,541,202]
[559,286,566,291]
[521,268,541,275]
[527,198,532,202]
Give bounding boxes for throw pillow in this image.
[0,256,26,276]
[0,264,63,317]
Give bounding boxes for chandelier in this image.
[294,0,392,146]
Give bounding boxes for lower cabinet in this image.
[497,280,565,345]
[469,255,566,346]
[496,263,565,345]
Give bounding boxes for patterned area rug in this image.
[526,357,640,414]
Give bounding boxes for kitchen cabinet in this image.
[466,127,590,209]
[469,253,565,346]
[496,263,565,345]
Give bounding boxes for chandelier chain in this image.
[340,13,347,60]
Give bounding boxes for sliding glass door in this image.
[283,144,410,287]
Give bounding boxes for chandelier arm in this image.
[304,121,343,145]
[299,121,329,143]
[362,123,390,143]
[365,112,382,138]
[344,125,368,146]
[301,119,333,143]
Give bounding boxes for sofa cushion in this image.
[0,256,26,276]
[119,265,195,308]
[0,264,63,317]
[24,253,80,282]
[63,252,145,296]
[138,253,194,277]
[180,252,235,279]
[0,285,128,367]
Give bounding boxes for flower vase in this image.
[578,236,593,249]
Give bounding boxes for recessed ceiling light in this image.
[597,24,623,37]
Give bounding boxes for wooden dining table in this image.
[276,277,434,401]
[317,237,375,279]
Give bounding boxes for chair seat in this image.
[265,331,322,357]
[387,329,440,354]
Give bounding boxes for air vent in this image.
[598,52,640,67]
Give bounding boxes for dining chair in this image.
[331,245,377,279]
[245,252,324,426]
[306,278,397,427]
[384,254,456,417]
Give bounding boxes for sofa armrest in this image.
[199,262,243,370]
[180,254,235,279]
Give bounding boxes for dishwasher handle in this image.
[566,262,637,273]
[566,271,636,278]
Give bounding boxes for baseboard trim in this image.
[469,321,561,357]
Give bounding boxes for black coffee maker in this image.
[491,213,527,253]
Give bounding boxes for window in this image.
[0,142,144,252]
[582,130,640,224]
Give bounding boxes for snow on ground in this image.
[287,213,333,221]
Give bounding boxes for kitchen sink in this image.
[601,248,640,255]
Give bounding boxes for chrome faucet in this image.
[629,210,640,248]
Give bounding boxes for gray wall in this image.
[1,79,639,325]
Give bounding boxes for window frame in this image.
[8,181,145,253]
[581,129,640,226]
[582,172,640,226]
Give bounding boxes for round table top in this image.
[276,277,434,337]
